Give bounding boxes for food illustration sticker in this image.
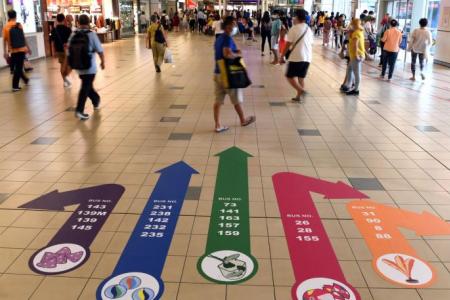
[199,250,256,282]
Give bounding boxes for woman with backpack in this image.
[260,11,272,56]
[147,15,168,73]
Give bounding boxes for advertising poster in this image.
[12,0,37,33]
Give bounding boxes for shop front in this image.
[0,0,47,67]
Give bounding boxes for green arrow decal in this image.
[197,146,258,284]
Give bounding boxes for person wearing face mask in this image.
[213,16,256,133]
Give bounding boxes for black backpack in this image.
[68,30,92,70]
[154,25,166,44]
[9,23,26,49]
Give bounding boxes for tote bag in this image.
[217,57,252,89]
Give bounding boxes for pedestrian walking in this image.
[2,9,30,92]
[213,16,255,133]
[51,13,72,88]
[280,9,313,102]
[147,15,168,73]
[260,11,272,56]
[380,19,402,81]
[68,14,105,120]
[408,18,432,81]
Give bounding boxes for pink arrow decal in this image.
[272,172,367,300]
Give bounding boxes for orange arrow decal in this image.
[347,199,450,288]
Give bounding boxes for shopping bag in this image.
[164,48,173,64]
[217,57,251,89]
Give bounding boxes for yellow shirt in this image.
[2,21,28,53]
[349,29,365,60]
[147,23,161,46]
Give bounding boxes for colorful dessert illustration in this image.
[303,283,351,300]
[382,255,418,283]
[208,253,247,280]
[36,247,84,269]
[104,276,155,299]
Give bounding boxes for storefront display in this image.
[119,0,134,36]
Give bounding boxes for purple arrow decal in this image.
[19,184,125,275]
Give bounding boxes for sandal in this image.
[241,116,256,127]
[215,126,229,133]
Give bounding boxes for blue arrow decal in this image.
[97,161,198,300]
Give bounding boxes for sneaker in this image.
[75,112,89,120]
[12,87,22,92]
[346,90,359,96]
[340,85,350,92]
[155,65,161,73]
[421,73,426,80]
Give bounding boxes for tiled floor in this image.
[0,32,449,300]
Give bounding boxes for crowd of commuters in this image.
[1,6,435,128]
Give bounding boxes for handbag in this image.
[285,27,308,60]
[217,57,252,89]
[164,48,173,63]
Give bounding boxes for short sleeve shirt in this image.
[69,30,104,75]
[214,33,237,74]
[382,28,402,52]
[286,23,313,62]
[2,21,28,53]
[51,25,72,52]
[271,19,281,37]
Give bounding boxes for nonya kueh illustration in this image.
[303,283,351,300]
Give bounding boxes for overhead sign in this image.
[19,184,125,275]
[347,200,450,288]
[272,172,365,300]
[96,161,197,300]
[198,147,258,284]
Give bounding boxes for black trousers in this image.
[77,74,100,113]
[261,31,271,52]
[411,51,425,75]
[11,52,28,89]
[381,51,399,79]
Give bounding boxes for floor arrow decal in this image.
[96,161,197,300]
[197,146,258,284]
[272,172,365,300]
[19,184,125,275]
[347,199,450,288]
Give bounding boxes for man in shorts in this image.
[213,16,255,133]
[280,9,313,102]
[51,13,72,87]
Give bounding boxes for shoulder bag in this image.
[285,27,308,60]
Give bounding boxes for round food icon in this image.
[375,253,434,287]
[199,250,257,283]
[297,277,358,300]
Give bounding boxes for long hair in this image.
[351,18,363,31]
[262,11,270,23]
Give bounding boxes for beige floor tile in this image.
[30,277,87,300]
[0,274,42,299]
[178,283,226,300]
[227,285,275,300]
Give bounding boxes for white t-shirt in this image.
[212,20,223,34]
[410,28,432,54]
[286,23,313,62]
